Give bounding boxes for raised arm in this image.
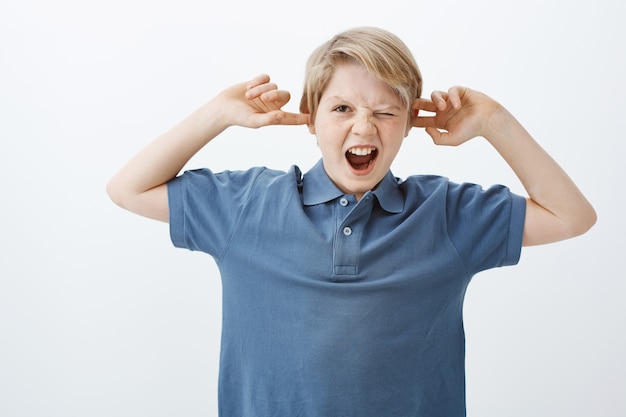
[106,74,310,222]
[413,87,596,246]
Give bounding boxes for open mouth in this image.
[345,146,378,172]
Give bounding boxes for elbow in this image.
[576,204,598,236]
[523,199,597,246]
[565,203,597,240]
[106,177,128,209]
[105,178,169,222]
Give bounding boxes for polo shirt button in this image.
[343,226,352,236]
[339,197,349,207]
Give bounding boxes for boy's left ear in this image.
[405,108,416,136]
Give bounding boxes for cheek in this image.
[315,125,344,152]
[317,139,341,159]
[382,136,405,161]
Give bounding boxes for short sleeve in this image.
[167,167,269,257]
[445,182,526,275]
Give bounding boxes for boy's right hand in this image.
[219,74,310,129]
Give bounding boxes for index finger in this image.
[412,98,437,113]
[272,111,311,126]
[412,114,438,129]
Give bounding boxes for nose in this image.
[351,113,377,136]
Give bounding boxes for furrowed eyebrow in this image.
[326,97,401,108]
[376,105,402,112]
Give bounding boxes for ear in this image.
[308,122,316,135]
[406,102,419,136]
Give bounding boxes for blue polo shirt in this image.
[168,159,526,417]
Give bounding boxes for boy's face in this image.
[309,63,411,201]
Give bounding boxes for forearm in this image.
[484,106,596,244]
[106,99,227,208]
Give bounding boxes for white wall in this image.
[1,0,624,416]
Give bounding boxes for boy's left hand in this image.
[412,87,502,146]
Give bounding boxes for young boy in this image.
[107,27,596,417]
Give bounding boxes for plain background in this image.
[1,0,624,416]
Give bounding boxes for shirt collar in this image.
[372,169,405,214]
[302,160,344,206]
[302,159,405,213]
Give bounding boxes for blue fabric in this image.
[168,159,526,417]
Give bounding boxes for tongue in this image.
[346,153,373,170]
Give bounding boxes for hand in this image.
[219,74,310,129]
[412,86,502,146]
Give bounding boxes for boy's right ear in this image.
[307,114,315,135]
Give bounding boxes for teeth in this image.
[348,147,375,156]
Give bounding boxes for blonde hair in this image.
[299,27,422,123]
